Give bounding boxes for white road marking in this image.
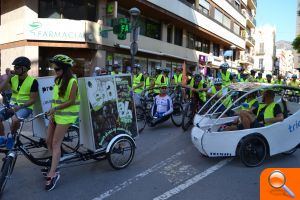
[92,150,186,200]
[159,161,199,185]
[153,158,233,200]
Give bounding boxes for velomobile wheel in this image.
[239,136,267,167]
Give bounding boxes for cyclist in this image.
[247,70,257,82]
[256,72,265,83]
[0,56,38,146]
[172,67,183,86]
[132,64,144,94]
[218,62,232,86]
[237,66,247,82]
[162,68,170,86]
[189,74,208,113]
[274,74,285,85]
[265,74,274,84]
[45,54,80,191]
[288,74,300,88]
[111,63,122,75]
[0,68,12,106]
[149,84,173,127]
[154,67,164,95]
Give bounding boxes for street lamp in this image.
[230,45,236,72]
[129,7,141,72]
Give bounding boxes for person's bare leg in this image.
[10,116,20,134]
[46,120,56,152]
[47,124,69,178]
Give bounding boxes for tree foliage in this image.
[292,35,300,53]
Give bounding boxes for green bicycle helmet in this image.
[49,54,74,68]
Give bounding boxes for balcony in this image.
[247,0,257,10]
[246,36,255,47]
[256,50,265,56]
[242,9,256,28]
[150,0,245,48]
[239,53,254,65]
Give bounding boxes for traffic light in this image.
[112,18,131,40]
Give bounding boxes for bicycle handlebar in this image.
[25,112,48,122]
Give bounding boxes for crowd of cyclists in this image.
[0,54,299,192]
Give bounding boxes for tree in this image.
[292,35,300,53]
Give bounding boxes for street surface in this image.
[1,120,300,200]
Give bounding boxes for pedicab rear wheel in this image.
[239,136,267,167]
[108,136,135,170]
[136,106,146,133]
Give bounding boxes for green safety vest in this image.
[257,78,265,83]
[211,85,232,108]
[11,75,36,110]
[257,102,277,126]
[145,77,151,89]
[173,74,183,84]
[52,78,80,124]
[133,73,144,94]
[288,81,299,88]
[241,99,258,111]
[221,71,231,86]
[154,74,163,93]
[189,78,206,102]
[237,74,245,82]
[275,80,284,85]
[111,71,121,75]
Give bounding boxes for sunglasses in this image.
[54,67,62,71]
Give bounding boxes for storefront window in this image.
[187,32,195,49]
[213,44,220,57]
[148,59,161,76]
[39,0,96,21]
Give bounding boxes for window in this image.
[39,0,96,21]
[234,0,241,10]
[259,58,264,69]
[195,38,210,53]
[199,0,210,15]
[202,39,210,53]
[214,8,231,29]
[233,23,240,35]
[213,44,220,56]
[167,25,173,43]
[259,43,264,53]
[214,9,223,24]
[187,32,195,49]
[139,18,161,40]
[174,27,183,46]
[223,15,231,29]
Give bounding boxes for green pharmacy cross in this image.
[100,18,131,40]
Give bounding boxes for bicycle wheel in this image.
[171,103,183,127]
[136,106,146,133]
[182,103,193,131]
[61,125,80,154]
[0,156,14,194]
[108,136,135,170]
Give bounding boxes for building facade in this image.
[0,0,257,77]
[295,0,300,72]
[276,49,297,77]
[253,25,276,75]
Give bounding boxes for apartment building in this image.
[295,0,300,72]
[253,25,276,75]
[0,0,257,77]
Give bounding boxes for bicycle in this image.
[0,112,135,195]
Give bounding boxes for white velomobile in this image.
[191,82,300,167]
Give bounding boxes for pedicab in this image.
[191,82,300,167]
[0,74,137,194]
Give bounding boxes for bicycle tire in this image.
[171,103,183,127]
[136,106,146,133]
[0,156,14,194]
[61,125,80,154]
[182,103,193,131]
[108,136,135,170]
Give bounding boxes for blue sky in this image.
[256,0,297,42]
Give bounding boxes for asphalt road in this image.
[1,120,300,200]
